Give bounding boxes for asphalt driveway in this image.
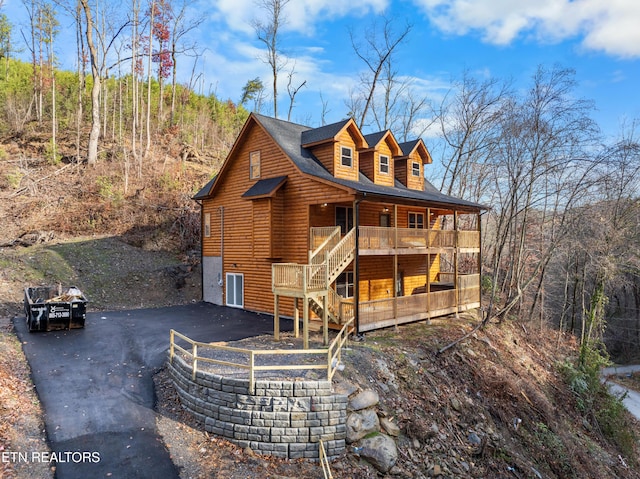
[14,302,283,479]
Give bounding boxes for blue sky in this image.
[3,0,640,140]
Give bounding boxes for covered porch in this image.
[272,196,483,342]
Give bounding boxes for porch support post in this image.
[303,294,309,349]
[322,293,329,346]
[393,204,398,327]
[478,212,482,308]
[426,208,431,321]
[454,210,459,318]
[354,198,361,334]
[294,297,300,338]
[274,294,280,340]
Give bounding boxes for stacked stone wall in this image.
[168,354,347,460]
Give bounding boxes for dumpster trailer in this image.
[24,286,87,332]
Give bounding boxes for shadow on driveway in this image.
[14,302,286,479]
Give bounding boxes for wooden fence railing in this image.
[169,319,353,392]
[319,440,334,479]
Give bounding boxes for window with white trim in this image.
[336,271,354,298]
[379,155,389,174]
[411,161,420,177]
[341,146,353,167]
[250,151,261,179]
[226,273,244,308]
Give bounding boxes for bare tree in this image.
[144,0,155,158]
[433,71,511,201]
[79,0,127,165]
[168,0,203,126]
[484,66,600,322]
[285,65,305,121]
[79,0,100,165]
[253,0,289,118]
[349,17,411,129]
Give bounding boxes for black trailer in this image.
[24,286,87,332]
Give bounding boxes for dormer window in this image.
[411,161,420,177]
[379,155,389,174]
[250,151,261,179]
[341,146,353,167]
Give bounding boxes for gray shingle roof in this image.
[193,176,216,200]
[398,139,421,156]
[300,119,350,145]
[241,176,287,198]
[253,114,486,211]
[364,131,387,147]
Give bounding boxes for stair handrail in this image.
[310,226,342,264]
[325,228,355,283]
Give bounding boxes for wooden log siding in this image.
[394,160,408,188]
[359,141,395,187]
[202,203,222,256]
[359,202,395,228]
[333,129,359,182]
[358,256,394,302]
[201,119,353,315]
[310,142,335,175]
[398,255,429,296]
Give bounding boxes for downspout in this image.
[197,200,204,301]
[219,206,224,289]
[354,194,365,334]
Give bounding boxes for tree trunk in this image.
[80,0,100,166]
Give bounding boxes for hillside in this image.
[1,136,640,479]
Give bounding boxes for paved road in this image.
[14,302,283,479]
[602,365,640,420]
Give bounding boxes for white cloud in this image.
[209,0,389,35]
[412,0,640,58]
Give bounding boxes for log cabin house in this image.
[194,113,486,347]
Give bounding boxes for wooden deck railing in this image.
[272,263,327,293]
[458,230,480,249]
[169,320,353,393]
[358,226,480,251]
[358,226,395,249]
[358,274,480,330]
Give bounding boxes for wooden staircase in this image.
[272,227,355,325]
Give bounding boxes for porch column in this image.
[294,297,300,338]
[274,294,280,340]
[454,210,459,318]
[393,204,398,325]
[477,212,483,308]
[303,294,309,349]
[322,294,329,346]
[426,208,431,321]
[354,199,361,334]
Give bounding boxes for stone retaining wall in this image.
[168,354,347,460]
